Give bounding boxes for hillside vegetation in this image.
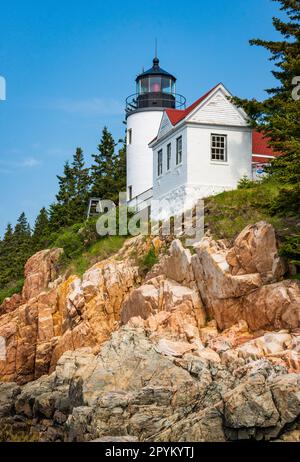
[205,176,300,277]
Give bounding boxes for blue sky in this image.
[0,0,284,237]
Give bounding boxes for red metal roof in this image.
[151,86,283,163]
[252,131,281,157]
[165,84,220,126]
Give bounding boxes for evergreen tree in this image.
[91,127,118,203]
[232,0,300,183]
[48,202,66,232]
[55,161,76,206]
[11,212,32,281]
[32,207,50,251]
[49,161,76,229]
[114,138,127,195]
[3,223,13,242]
[71,148,91,221]
[49,149,91,230]
[0,224,15,288]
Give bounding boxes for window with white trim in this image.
[211,134,227,162]
[176,136,182,165]
[157,149,163,176]
[167,143,171,170]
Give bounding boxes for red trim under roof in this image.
[165,83,221,126]
[252,155,273,164]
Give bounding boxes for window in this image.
[211,134,227,162]
[139,77,149,94]
[150,77,161,93]
[128,185,133,201]
[157,149,163,176]
[167,143,171,170]
[176,136,182,165]
[162,78,172,94]
[127,129,132,145]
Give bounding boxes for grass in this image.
[66,235,128,277]
[138,247,159,276]
[205,179,284,240]
[0,279,24,305]
[204,177,300,274]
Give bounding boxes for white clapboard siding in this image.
[188,90,247,126]
[157,112,173,139]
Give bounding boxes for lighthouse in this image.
[125,56,185,208]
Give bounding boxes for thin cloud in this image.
[0,156,41,170]
[50,97,123,116]
[46,147,70,157]
[21,157,41,167]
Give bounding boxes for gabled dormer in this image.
[156,111,173,140]
[185,84,248,127]
[150,83,249,148]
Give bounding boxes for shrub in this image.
[237,176,256,190]
[78,217,99,245]
[66,236,127,277]
[279,234,300,268]
[268,184,300,216]
[53,228,84,260]
[0,279,24,305]
[139,247,158,274]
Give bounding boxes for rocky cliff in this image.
[0,222,299,442]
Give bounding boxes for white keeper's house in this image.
[125,57,280,218]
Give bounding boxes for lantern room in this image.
[125,57,186,116]
[136,57,176,109]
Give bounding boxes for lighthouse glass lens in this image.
[162,78,172,94]
[140,77,149,94]
[150,77,161,93]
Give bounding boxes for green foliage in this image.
[237,176,256,190]
[0,224,15,288]
[205,178,283,239]
[114,140,127,194]
[205,176,300,273]
[49,148,90,230]
[139,247,158,274]
[0,279,24,305]
[48,214,128,277]
[32,207,50,252]
[232,0,300,184]
[267,183,300,216]
[91,128,126,203]
[291,273,300,280]
[0,213,31,290]
[279,234,300,268]
[71,148,91,222]
[0,125,127,303]
[78,217,100,245]
[52,225,85,260]
[66,236,127,277]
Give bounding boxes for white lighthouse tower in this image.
[125,56,185,208]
